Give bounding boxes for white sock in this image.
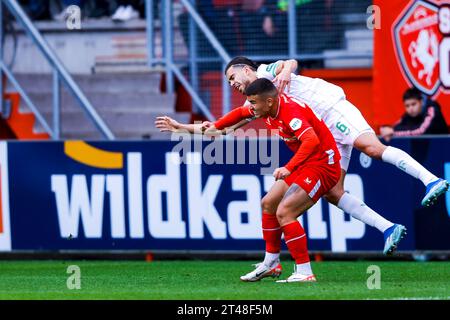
[381,146,437,186]
[263,252,280,266]
[337,192,394,233]
[295,262,313,276]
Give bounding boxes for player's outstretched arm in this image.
[273,59,298,93]
[205,119,251,136]
[206,106,255,135]
[155,112,250,136]
[155,116,205,134]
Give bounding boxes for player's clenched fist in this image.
[201,121,213,132]
[273,167,291,180]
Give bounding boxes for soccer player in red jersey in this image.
[155,58,411,258]
[228,78,341,282]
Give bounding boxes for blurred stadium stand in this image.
[3,6,190,139]
[7,72,189,139]
[1,0,373,140]
[174,0,373,121]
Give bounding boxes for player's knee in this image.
[355,134,387,159]
[361,144,385,159]
[261,195,275,213]
[275,205,290,225]
[261,196,269,211]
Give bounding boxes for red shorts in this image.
[284,161,341,203]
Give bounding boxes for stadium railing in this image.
[148,0,373,118]
[0,0,114,140]
[146,0,232,120]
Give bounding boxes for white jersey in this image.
[256,62,346,119]
[240,62,373,171]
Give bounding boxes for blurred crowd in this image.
[178,0,342,57]
[19,0,146,22]
[18,0,366,60]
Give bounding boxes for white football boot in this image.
[240,260,282,282]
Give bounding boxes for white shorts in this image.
[322,99,375,171]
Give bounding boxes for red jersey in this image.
[214,93,342,201]
[244,93,341,166]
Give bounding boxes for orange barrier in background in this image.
[373,0,450,130]
[3,93,49,140]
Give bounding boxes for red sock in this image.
[282,221,310,264]
[262,213,282,253]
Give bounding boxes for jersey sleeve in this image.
[257,62,279,81]
[284,129,320,172]
[214,106,255,130]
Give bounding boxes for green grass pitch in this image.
[0,260,449,300]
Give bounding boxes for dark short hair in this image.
[245,78,278,97]
[224,56,259,74]
[403,87,423,101]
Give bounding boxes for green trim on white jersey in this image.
[265,63,278,78]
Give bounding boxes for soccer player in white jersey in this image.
[222,56,447,237]
[229,57,449,211]
[156,57,448,280]
[226,57,448,197]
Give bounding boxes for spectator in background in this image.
[52,0,83,20]
[85,0,112,19]
[277,0,341,67]
[62,0,82,5]
[19,0,51,20]
[20,0,122,21]
[380,88,449,142]
[296,0,341,52]
[111,0,141,22]
[179,0,287,57]
[204,0,246,55]
[178,0,244,57]
[239,0,288,55]
[52,0,112,20]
